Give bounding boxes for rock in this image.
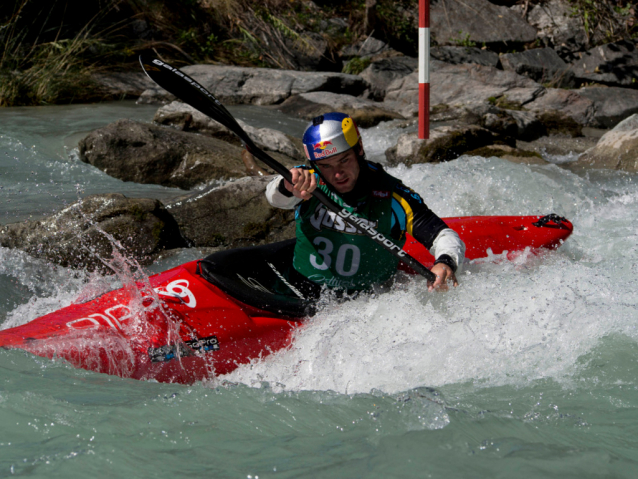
[284,32,332,71]
[465,144,546,164]
[154,101,305,161]
[138,65,368,105]
[92,71,155,100]
[575,114,638,172]
[78,119,297,190]
[526,88,595,126]
[431,0,537,46]
[166,176,295,248]
[340,36,390,59]
[276,91,403,127]
[527,86,638,128]
[508,109,551,141]
[577,86,638,129]
[385,125,510,166]
[500,87,546,106]
[430,46,499,68]
[519,0,587,59]
[500,47,575,87]
[570,41,638,88]
[384,61,541,117]
[0,194,186,270]
[359,55,418,100]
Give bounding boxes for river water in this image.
[1,101,637,478]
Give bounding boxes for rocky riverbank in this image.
[2,0,638,270]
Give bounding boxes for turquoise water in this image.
[1,102,638,478]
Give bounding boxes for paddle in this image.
[139,54,437,283]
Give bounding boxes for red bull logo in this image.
[313,140,333,151]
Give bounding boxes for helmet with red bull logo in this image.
[302,112,363,162]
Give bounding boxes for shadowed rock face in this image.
[570,41,638,88]
[0,194,187,271]
[166,176,295,249]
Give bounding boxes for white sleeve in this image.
[430,228,466,273]
[265,175,303,210]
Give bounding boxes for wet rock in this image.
[384,61,540,117]
[430,46,499,68]
[78,119,298,190]
[0,194,186,270]
[518,0,587,60]
[431,0,537,46]
[465,144,547,164]
[138,65,367,105]
[276,92,403,127]
[500,48,575,87]
[359,55,418,100]
[154,101,305,161]
[570,41,638,88]
[78,119,246,189]
[166,176,295,248]
[385,125,509,166]
[575,114,638,172]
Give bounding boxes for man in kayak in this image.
[265,112,465,293]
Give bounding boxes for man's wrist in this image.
[433,254,457,273]
[277,177,294,197]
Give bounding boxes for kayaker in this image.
[264,112,465,293]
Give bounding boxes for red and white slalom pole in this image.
[418,0,430,139]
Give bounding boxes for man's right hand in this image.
[284,168,317,200]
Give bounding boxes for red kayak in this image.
[0,215,573,384]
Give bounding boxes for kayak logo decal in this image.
[154,280,197,308]
[66,280,197,332]
[148,336,220,363]
[309,205,377,235]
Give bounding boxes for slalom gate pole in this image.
[418,0,430,140]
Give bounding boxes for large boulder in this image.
[0,194,186,270]
[359,55,418,100]
[384,61,541,117]
[276,92,403,127]
[78,119,297,189]
[138,65,368,105]
[166,176,295,248]
[385,125,509,166]
[500,48,575,87]
[430,0,537,46]
[575,114,638,172]
[570,41,638,88]
[577,86,638,129]
[154,101,305,161]
[527,86,638,128]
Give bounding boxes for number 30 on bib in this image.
[309,237,361,277]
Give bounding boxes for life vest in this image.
[293,164,404,291]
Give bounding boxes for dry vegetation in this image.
[0,0,636,106]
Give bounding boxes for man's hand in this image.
[428,263,458,292]
[284,167,317,200]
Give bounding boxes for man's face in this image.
[314,149,360,194]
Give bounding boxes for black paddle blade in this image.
[139,55,255,150]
